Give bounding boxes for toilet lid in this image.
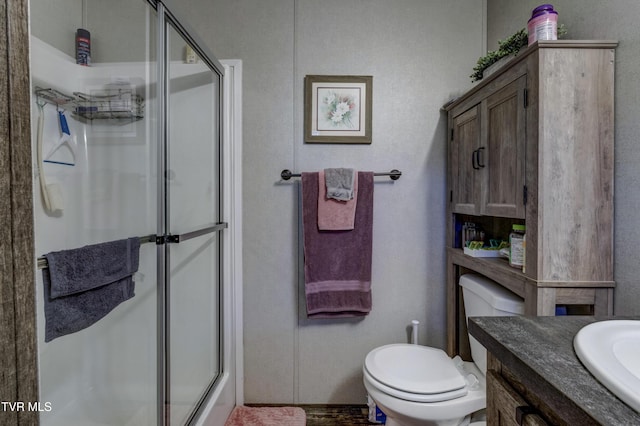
[365,344,467,396]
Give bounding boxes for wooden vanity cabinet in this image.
[444,41,617,357]
[487,370,548,426]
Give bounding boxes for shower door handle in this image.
[166,222,228,244]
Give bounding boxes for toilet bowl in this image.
[363,274,524,426]
[363,344,485,426]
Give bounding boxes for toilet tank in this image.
[459,274,524,374]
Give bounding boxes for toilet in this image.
[363,274,525,426]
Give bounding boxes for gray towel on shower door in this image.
[43,238,140,342]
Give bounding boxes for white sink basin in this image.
[574,320,640,412]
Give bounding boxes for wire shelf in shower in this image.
[35,87,75,108]
[35,86,145,121]
[74,89,144,120]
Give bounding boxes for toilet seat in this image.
[364,344,470,403]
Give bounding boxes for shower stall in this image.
[29,0,241,424]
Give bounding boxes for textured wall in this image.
[486,0,640,316]
[29,0,82,58]
[182,0,485,403]
[30,0,151,63]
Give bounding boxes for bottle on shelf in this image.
[462,222,485,247]
[509,224,526,270]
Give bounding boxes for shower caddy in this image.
[35,85,144,121]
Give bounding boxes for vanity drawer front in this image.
[487,370,549,426]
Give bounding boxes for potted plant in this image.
[471,25,566,82]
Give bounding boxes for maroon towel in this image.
[302,171,373,318]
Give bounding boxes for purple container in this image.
[527,4,558,45]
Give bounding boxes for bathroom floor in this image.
[247,404,374,425]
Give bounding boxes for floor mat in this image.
[225,406,306,426]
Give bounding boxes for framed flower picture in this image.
[304,75,372,144]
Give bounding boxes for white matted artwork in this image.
[304,75,372,144]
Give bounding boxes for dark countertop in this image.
[469,316,640,425]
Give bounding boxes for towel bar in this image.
[37,234,157,270]
[280,169,401,181]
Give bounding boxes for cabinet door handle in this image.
[472,149,480,170]
[516,405,538,426]
[477,147,485,168]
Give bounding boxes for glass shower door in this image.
[164,19,224,425]
[31,0,159,425]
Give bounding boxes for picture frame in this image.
[304,75,372,144]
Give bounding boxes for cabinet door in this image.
[450,105,481,215]
[481,75,526,218]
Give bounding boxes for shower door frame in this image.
[150,1,234,424]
